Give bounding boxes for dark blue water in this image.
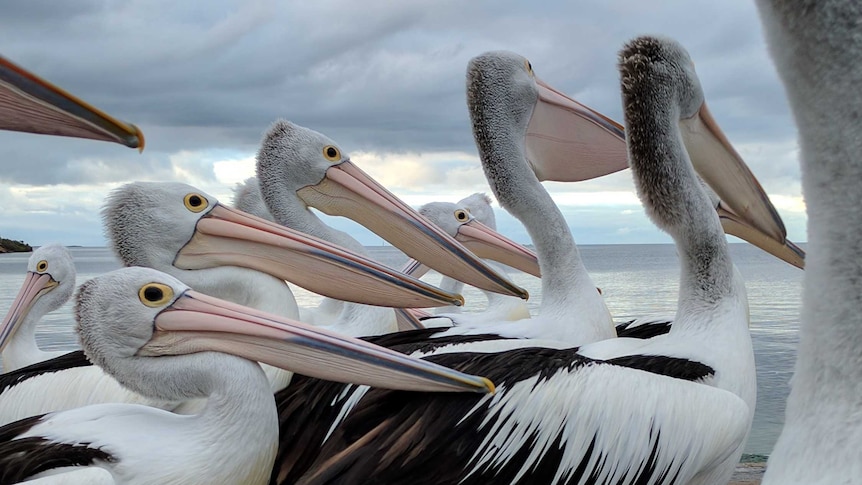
[0,244,802,457]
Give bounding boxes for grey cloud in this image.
[0,0,104,24]
[0,131,218,186]
[0,0,796,158]
[0,0,806,245]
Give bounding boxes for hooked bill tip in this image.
[481,377,496,394]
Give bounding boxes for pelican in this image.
[754,1,862,483]
[0,55,143,149]
[0,267,492,484]
[252,120,530,336]
[404,193,537,326]
[0,244,75,371]
[0,183,462,426]
[274,41,788,485]
[256,120,527,300]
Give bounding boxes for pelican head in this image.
[458,193,497,227]
[256,120,528,299]
[75,267,494,396]
[0,243,75,352]
[467,51,629,194]
[417,194,540,277]
[102,182,463,309]
[619,36,804,269]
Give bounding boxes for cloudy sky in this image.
[0,0,805,247]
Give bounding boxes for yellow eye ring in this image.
[454,209,470,222]
[524,59,533,76]
[138,283,174,308]
[36,260,48,272]
[183,193,208,213]
[322,145,341,162]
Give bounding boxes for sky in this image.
[0,0,806,247]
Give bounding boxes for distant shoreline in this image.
[0,238,32,253]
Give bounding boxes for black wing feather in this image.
[0,350,92,395]
[363,328,515,355]
[282,347,714,485]
[270,330,525,484]
[0,413,114,485]
[615,319,673,339]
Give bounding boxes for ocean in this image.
[0,244,802,458]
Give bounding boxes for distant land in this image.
[0,237,32,253]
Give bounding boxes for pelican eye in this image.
[454,209,469,222]
[183,193,208,213]
[524,59,533,76]
[36,260,48,272]
[323,145,341,162]
[138,283,174,308]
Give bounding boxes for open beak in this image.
[680,103,805,268]
[174,204,464,308]
[296,160,528,299]
[455,220,540,277]
[524,77,629,182]
[0,56,144,150]
[0,272,58,352]
[142,290,494,393]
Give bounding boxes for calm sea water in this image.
[0,244,802,457]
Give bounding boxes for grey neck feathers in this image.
[757,0,862,398]
[622,77,733,315]
[233,177,275,222]
[106,351,272,418]
[469,87,599,316]
[259,172,368,255]
[258,158,394,332]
